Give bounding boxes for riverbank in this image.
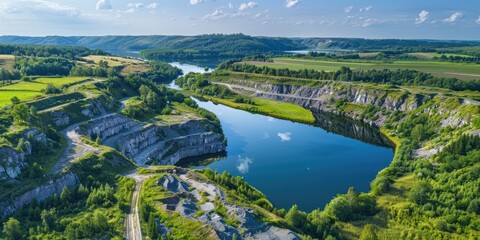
[181,89,315,124]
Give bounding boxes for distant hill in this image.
[0,34,304,55]
[298,38,480,52]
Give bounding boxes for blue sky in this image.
[0,0,479,39]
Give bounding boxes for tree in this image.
[467,199,480,214]
[95,136,102,145]
[12,103,30,124]
[10,96,20,105]
[2,218,22,240]
[409,182,431,205]
[325,196,352,221]
[60,187,72,202]
[285,205,307,228]
[147,212,159,239]
[16,138,25,152]
[411,124,425,143]
[347,187,359,210]
[360,224,378,240]
[92,211,109,231]
[45,83,61,94]
[41,208,57,232]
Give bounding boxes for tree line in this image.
[218,61,480,91]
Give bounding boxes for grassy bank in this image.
[196,94,315,124]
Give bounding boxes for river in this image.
[170,62,394,212]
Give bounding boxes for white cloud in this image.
[277,132,292,142]
[127,3,145,9]
[96,0,113,10]
[361,18,377,27]
[415,10,429,24]
[0,0,80,19]
[203,8,246,21]
[239,2,257,11]
[237,156,253,174]
[190,0,205,5]
[476,16,480,24]
[203,9,228,20]
[344,6,353,13]
[285,0,299,8]
[359,6,373,12]
[146,3,158,9]
[443,12,463,23]
[228,3,233,9]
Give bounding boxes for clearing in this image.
[0,54,15,70]
[82,55,149,74]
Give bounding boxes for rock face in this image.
[165,172,302,240]
[229,79,428,127]
[50,110,70,127]
[0,146,26,180]
[78,114,226,166]
[0,128,51,180]
[0,171,79,218]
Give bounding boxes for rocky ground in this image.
[152,170,300,240]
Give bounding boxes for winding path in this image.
[125,171,154,240]
[48,97,131,174]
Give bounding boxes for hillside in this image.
[0,34,304,54]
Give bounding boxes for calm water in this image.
[193,100,394,212]
[168,61,393,212]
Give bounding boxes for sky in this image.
[0,0,479,40]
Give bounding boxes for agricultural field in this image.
[0,77,89,92]
[82,55,149,74]
[0,91,42,107]
[407,52,474,60]
[35,76,90,86]
[247,57,480,80]
[0,77,90,107]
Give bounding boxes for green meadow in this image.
[0,77,90,106]
[248,57,480,80]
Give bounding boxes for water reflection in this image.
[312,110,393,148]
[189,99,394,211]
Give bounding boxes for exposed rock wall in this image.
[78,114,226,166]
[0,128,51,180]
[230,79,429,126]
[0,146,26,180]
[0,171,79,218]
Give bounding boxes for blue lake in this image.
[193,100,394,212]
[169,61,394,212]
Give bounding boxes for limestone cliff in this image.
[0,171,79,218]
[78,114,226,166]
[0,146,26,180]
[226,79,430,126]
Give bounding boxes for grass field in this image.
[35,77,89,86]
[247,57,480,80]
[82,55,149,74]
[0,77,90,106]
[0,77,89,92]
[0,91,42,107]
[0,54,15,70]
[203,95,315,124]
[407,52,473,60]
